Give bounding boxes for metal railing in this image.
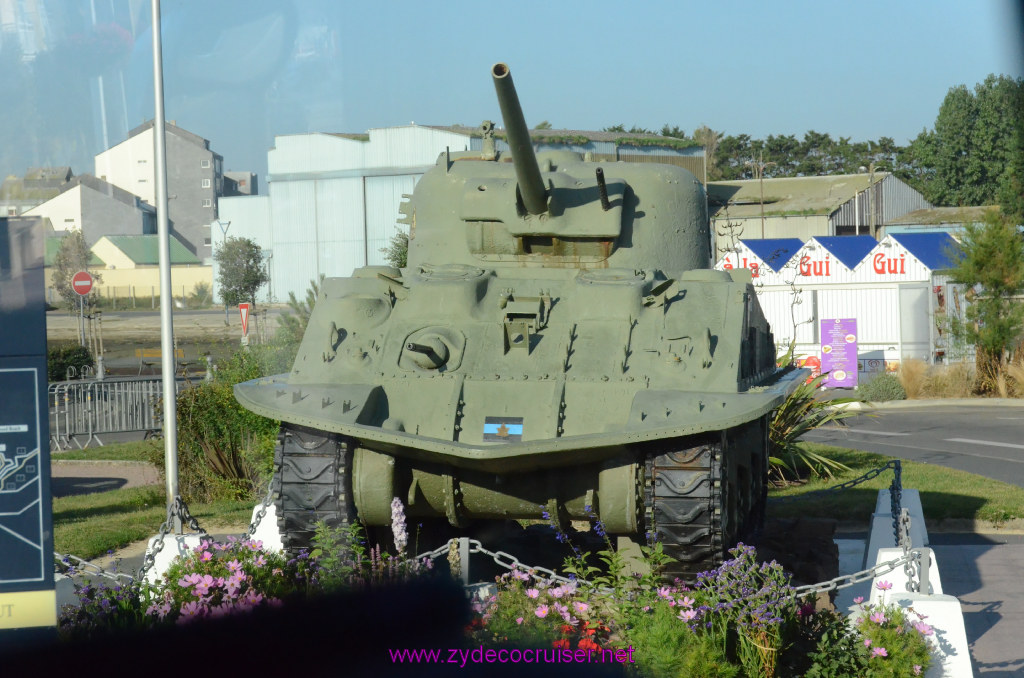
[48,377,187,449]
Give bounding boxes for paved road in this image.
[803,403,1024,487]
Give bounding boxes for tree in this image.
[949,209,1024,393]
[381,227,409,269]
[51,230,102,309]
[533,120,553,130]
[908,75,1024,207]
[693,125,722,179]
[215,236,269,306]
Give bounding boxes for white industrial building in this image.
[717,233,965,378]
[214,125,706,303]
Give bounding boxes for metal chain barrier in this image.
[412,537,574,586]
[245,479,275,540]
[54,552,135,586]
[136,496,210,581]
[768,460,902,504]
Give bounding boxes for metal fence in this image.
[49,377,187,449]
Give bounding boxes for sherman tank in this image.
[234,63,803,580]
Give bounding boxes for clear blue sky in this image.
[2,0,1022,182]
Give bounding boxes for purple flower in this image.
[511,569,530,582]
[871,646,888,658]
[390,497,408,554]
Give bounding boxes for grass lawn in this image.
[52,485,255,560]
[768,443,1024,525]
[52,439,161,462]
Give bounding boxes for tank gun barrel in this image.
[491,62,547,215]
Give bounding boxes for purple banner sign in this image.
[820,318,858,388]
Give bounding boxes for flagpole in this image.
[151,0,180,533]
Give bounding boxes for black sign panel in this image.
[0,217,55,636]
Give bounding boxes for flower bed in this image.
[59,499,934,677]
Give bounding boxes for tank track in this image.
[274,423,355,553]
[644,436,729,582]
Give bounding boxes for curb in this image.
[839,397,1024,411]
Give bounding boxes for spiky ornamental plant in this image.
[769,373,863,480]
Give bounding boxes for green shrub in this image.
[859,373,907,402]
[47,344,94,381]
[174,347,280,503]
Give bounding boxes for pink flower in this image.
[680,596,695,608]
[913,665,922,675]
[853,596,865,604]
[193,574,216,596]
[526,588,540,599]
[875,580,892,591]
[511,569,530,582]
[177,573,202,588]
[863,638,872,648]
[254,554,267,568]
[549,586,565,599]
[516,617,524,625]
[871,646,888,658]
[656,586,672,600]
[870,612,887,624]
[913,621,934,636]
[227,559,242,573]
[678,609,698,622]
[535,605,549,619]
[573,601,589,614]
[199,551,213,563]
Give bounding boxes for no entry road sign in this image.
[71,271,93,296]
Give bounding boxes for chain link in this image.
[54,552,134,586]
[768,460,902,504]
[411,537,575,585]
[245,477,275,540]
[136,496,210,582]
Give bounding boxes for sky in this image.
[1,0,1022,184]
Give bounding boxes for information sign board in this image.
[820,318,858,388]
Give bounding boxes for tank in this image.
[234,63,804,580]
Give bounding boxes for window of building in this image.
[202,178,211,188]
[137,159,147,163]
[6,208,16,216]
[202,199,212,207]
[204,237,212,246]
[201,159,211,168]
[64,218,74,223]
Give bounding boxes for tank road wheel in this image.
[274,423,356,553]
[645,437,729,582]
